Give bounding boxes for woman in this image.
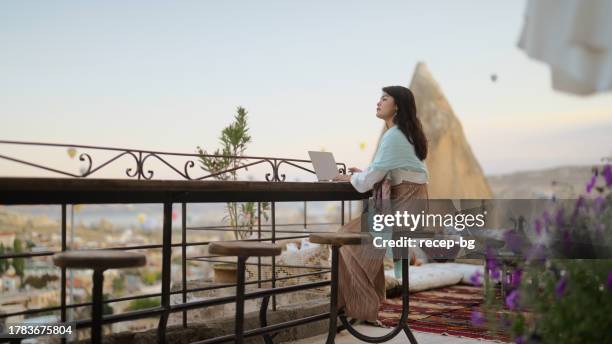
[332,85,429,322]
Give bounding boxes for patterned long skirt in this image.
[336,181,428,321]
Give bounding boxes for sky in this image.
[1,0,611,178]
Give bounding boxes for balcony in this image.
[0,141,369,343]
[0,141,508,344]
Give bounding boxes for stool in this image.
[53,250,146,344]
[208,241,282,344]
[309,233,368,344]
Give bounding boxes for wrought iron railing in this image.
[0,140,346,181]
[0,141,367,343]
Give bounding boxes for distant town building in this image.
[0,275,20,292]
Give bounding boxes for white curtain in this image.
[518,0,612,95]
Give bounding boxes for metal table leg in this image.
[338,258,418,344]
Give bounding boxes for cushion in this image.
[300,238,321,250]
[384,264,463,293]
[425,262,485,285]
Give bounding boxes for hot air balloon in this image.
[67,148,77,159]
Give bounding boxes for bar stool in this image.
[53,250,146,344]
[309,233,369,344]
[208,241,282,344]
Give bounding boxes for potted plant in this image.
[198,107,270,279]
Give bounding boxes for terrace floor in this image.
[286,324,503,344]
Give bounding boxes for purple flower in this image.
[511,269,522,288]
[594,196,605,213]
[534,219,542,236]
[490,267,501,280]
[515,336,526,344]
[572,196,586,222]
[471,310,485,326]
[555,208,565,228]
[575,196,585,210]
[504,229,524,254]
[603,164,612,187]
[586,174,597,193]
[607,271,612,291]
[470,270,483,286]
[505,290,520,310]
[555,276,567,298]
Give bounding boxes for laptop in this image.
[308,151,344,182]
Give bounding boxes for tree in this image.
[0,243,8,274]
[140,269,161,286]
[125,297,160,311]
[25,240,35,250]
[112,276,125,293]
[197,107,269,240]
[23,274,58,289]
[12,239,25,284]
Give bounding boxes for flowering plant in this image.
[477,163,612,344]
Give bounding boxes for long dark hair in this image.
[382,86,428,160]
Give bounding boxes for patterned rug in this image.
[378,285,511,342]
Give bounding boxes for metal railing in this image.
[0,140,346,181]
[0,141,368,343]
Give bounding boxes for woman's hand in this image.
[348,167,362,173]
[332,174,351,182]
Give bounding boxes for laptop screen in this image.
[308,151,338,181]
